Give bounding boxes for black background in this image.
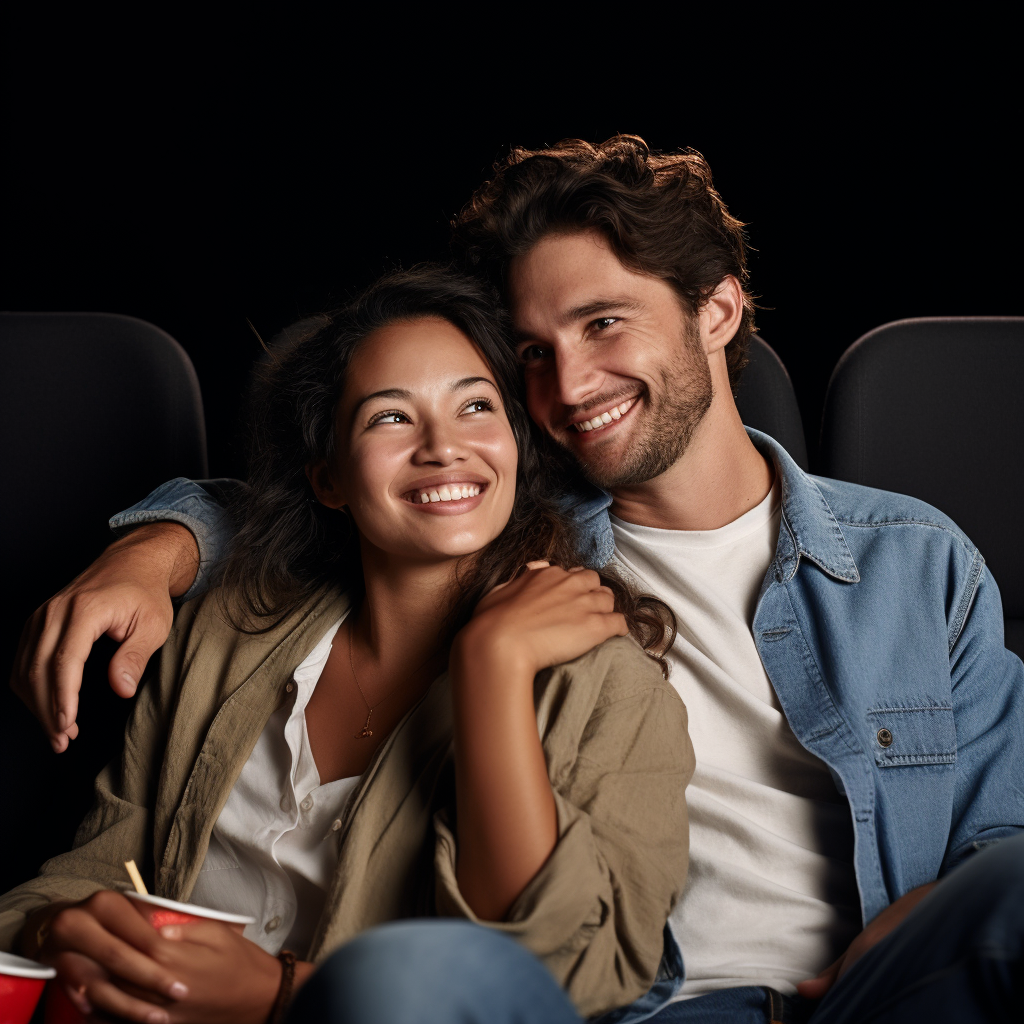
[1,16,1021,890]
[4,22,1021,480]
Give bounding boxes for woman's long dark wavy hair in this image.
[220,264,675,674]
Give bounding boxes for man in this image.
[11,137,1024,1022]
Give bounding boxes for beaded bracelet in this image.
[267,949,297,1024]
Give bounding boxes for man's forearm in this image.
[108,477,244,602]
[109,523,200,598]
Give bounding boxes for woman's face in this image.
[311,316,519,565]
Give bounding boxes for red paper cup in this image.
[0,951,55,1024]
[125,891,256,935]
[42,983,85,1024]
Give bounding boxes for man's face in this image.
[509,229,713,490]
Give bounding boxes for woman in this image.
[0,266,693,1022]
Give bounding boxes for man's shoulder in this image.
[808,473,977,556]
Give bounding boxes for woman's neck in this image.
[350,546,462,690]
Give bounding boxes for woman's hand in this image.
[28,890,287,1023]
[449,563,627,922]
[454,561,627,679]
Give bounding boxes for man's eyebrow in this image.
[559,298,645,326]
[514,297,645,340]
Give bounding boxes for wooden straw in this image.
[124,860,148,895]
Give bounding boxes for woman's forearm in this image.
[449,634,558,921]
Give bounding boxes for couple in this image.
[6,136,1024,1023]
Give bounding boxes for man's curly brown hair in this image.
[452,135,756,391]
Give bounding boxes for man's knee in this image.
[287,920,580,1024]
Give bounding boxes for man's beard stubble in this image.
[561,324,714,490]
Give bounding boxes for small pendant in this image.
[356,710,374,738]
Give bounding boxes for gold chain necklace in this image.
[347,625,393,739]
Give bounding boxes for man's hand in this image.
[9,522,200,752]
[796,881,937,1000]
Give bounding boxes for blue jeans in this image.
[287,834,1023,1023]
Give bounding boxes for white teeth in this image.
[573,398,637,432]
[415,484,481,503]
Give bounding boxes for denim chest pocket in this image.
[866,705,957,767]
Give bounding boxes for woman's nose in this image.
[414,423,467,465]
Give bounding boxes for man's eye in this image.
[592,317,618,331]
[518,344,549,364]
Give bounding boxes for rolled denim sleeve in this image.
[108,477,245,602]
[943,564,1024,873]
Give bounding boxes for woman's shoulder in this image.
[162,586,351,689]
[540,634,682,716]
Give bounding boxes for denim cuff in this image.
[108,477,241,603]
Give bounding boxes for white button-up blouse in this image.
[189,614,358,957]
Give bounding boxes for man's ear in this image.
[305,461,346,509]
[700,275,744,356]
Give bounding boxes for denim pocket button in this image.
[876,728,893,747]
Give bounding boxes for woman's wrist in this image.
[450,622,536,689]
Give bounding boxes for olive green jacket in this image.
[0,589,693,1018]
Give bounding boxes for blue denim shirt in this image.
[111,429,1024,1007]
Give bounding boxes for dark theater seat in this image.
[735,334,808,471]
[0,312,208,893]
[820,317,1024,660]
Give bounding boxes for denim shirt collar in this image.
[572,428,860,585]
[747,428,861,586]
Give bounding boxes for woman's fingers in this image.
[54,950,175,1024]
[45,893,187,1002]
[157,919,235,950]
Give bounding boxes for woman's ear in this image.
[305,461,347,510]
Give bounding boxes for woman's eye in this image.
[370,410,410,425]
[461,399,494,415]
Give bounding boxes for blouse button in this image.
[330,819,342,832]
[265,916,281,933]
[876,728,894,748]
[285,682,295,694]
[301,796,314,811]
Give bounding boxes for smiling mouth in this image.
[403,482,486,504]
[571,397,637,434]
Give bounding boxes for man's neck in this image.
[609,397,774,532]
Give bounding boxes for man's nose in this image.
[554,345,604,408]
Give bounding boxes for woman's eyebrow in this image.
[353,388,412,415]
[450,376,497,392]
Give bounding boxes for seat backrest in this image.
[819,316,1024,659]
[0,312,208,892]
[734,333,808,470]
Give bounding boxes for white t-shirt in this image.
[190,614,357,958]
[612,485,861,998]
